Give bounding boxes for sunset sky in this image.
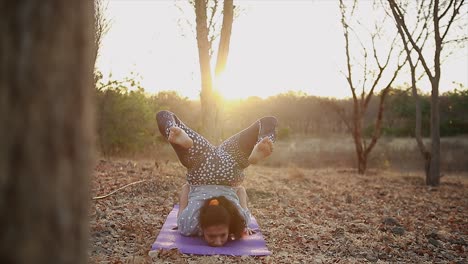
[96,0,468,100]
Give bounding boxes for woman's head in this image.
[199,196,245,247]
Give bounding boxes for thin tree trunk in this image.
[388,0,433,182]
[428,79,441,185]
[215,0,234,78]
[358,153,367,174]
[411,62,431,171]
[352,120,365,174]
[212,0,234,143]
[427,0,442,186]
[411,68,432,181]
[0,1,94,263]
[195,0,215,141]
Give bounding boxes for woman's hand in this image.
[245,228,256,236]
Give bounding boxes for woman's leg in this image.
[156,110,213,168]
[220,116,277,168]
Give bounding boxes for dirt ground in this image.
[89,159,467,263]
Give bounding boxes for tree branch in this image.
[388,0,435,80]
[339,0,358,104]
[441,0,465,41]
[439,0,455,20]
[390,0,429,157]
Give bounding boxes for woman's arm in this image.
[178,183,190,218]
[235,186,248,210]
[235,186,256,235]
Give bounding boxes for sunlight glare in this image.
[214,67,271,100]
[97,1,467,100]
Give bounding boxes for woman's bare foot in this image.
[248,137,273,164]
[168,127,193,149]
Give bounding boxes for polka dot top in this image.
[156,110,277,187]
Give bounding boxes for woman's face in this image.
[203,224,229,247]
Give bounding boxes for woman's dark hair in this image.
[199,196,246,240]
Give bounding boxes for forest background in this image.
[95,78,468,172]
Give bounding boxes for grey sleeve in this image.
[177,203,202,236]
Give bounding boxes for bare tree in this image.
[94,0,111,64]
[93,0,111,89]
[338,0,406,174]
[194,0,234,142]
[0,1,95,263]
[386,0,467,186]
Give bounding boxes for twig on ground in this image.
[92,179,147,200]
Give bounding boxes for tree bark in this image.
[0,1,95,263]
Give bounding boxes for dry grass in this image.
[287,165,306,180]
[139,135,468,174]
[89,159,468,263]
[261,135,468,172]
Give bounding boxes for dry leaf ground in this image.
[89,159,467,263]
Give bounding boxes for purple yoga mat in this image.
[150,204,271,256]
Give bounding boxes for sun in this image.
[214,70,246,100]
[213,66,352,100]
[213,68,272,100]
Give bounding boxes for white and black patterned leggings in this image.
[156,110,277,186]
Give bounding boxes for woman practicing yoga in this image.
[156,110,277,247]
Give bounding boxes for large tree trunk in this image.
[0,1,95,263]
[195,0,216,141]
